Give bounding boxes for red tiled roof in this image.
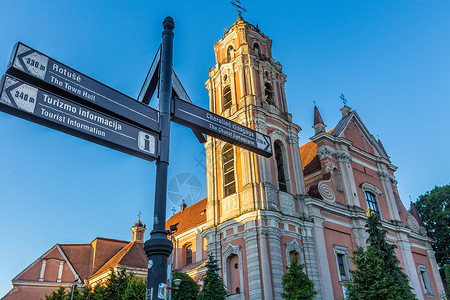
[60,244,92,281]
[90,238,129,276]
[166,198,207,234]
[91,241,147,278]
[299,140,318,171]
[299,129,334,175]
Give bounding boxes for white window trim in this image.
[222,243,245,297]
[334,246,351,282]
[417,264,434,297]
[361,182,384,219]
[285,239,304,266]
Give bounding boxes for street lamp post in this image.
[144,16,175,300]
[70,276,79,300]
[168,224,178,299]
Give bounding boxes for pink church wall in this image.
[43,260,59,282]
[343,122,374,155]
[323,223,355,299]
[411,247,439,299]
[16,260,41,281]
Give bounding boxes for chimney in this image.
[340,106,352,117]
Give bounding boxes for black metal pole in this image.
[144,16,174,300]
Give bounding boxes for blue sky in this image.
[0,0,449,296]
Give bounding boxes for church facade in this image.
[166,17,445,300]
[2,16,445,300]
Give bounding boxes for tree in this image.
[281,256,317,300]
[45,287,68,300]
[44,268,145,300]
[198,253,227,300]
[413,184,450,268]
[172,272,200,300]
[345,210,417,300]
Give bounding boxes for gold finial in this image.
[366,207,374,217]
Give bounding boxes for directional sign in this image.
[172,98,272,157]
[7,42,159,133]
[0,75,159,161]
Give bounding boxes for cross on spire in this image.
[138,211,141,221]
[340,93,347,106]
[231,0,247,17]
[313,100,317,106]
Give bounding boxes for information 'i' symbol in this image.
[138,132,155,154]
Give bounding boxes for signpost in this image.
[7,43,160,133]
[0,16,273,300]
[172,98,272,157]
[0,75,158,161]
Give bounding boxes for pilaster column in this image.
[397,234,424,300]
[196,229,203,262]
[301,223,323,299]
[312,217,334,300]
[336,149,359,206]
[244,222,263,300]
[39,259,47,282]
[259,230,273,300]
[267,228,283,299]
[57,261,64,283]
[378,169,400,221]
[427,249,445,296]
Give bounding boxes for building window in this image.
[274,142,287,192]
[227,45,234,63]
[264,83,273,105]
[360,182,383,218]
[223,144,236,197]
[334,246,351,282]
[223,86,232,111]
[418,265,434,296]
[365,191,378,213]
[186,245,192,265]
[253,43,260,57]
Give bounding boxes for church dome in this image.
[134,220,144,228]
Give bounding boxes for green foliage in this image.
[44,268,145,300]
[172,272,200,300]
[345,212,417,300]
[281,256,317,300]
[413,184,450,268]
[198,253,227,300]
[444,264,450,298]
[45,287,68,300]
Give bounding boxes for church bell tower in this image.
[203,17,308,300]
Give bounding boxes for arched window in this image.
[365,191,378,213]
[223,86,232,111]
[253,43,260,57]
[185,245,192,265]
[223,144,236,197]
[274,142,287,192]
[264,83,273,105]
[227,45,234,63]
